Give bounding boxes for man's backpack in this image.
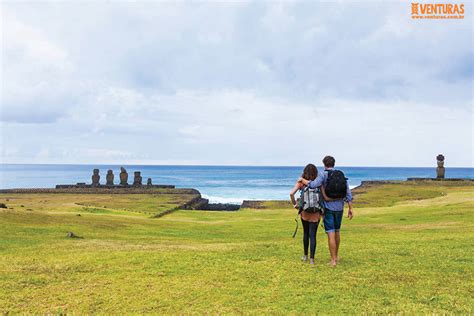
[299,187,324,213]
[325,170,348,199]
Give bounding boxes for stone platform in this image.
[0,187,197,195]
[55,184,175,189]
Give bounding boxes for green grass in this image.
[0,192,198,217]
[352,180,473,208]
[0,182,473,313]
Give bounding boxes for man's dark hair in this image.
[322,156,336,168]
[302,163,318,181]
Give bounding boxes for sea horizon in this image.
[1,164,473,204]
[2,163,474,168]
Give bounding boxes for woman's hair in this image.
[302,163,318,181]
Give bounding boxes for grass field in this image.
[0,181,473,313]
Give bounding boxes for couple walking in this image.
[290,155,353,267]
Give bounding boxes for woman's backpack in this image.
[292,187,324,238]
[300,187,324,213]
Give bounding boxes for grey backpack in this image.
[300,187,324,213]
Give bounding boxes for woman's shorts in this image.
[323,210,343,233]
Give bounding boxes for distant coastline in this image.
[2,163,474,168]
[1,164,473,203]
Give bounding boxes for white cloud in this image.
[1,7,76,123]
[0,1,472,166]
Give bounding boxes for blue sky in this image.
[1,1,472,167]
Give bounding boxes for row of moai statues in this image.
[91,167,153,187]
[436,154,445,179]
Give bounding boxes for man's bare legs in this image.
[327,232,337,266]
[335,231,341,262]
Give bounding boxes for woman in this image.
[290,163,323,265]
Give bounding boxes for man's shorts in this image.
[323,210,343,233]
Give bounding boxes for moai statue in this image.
[147,178,152,187]
[119,167,128,186]
[91,169,100,186]
[133,171,142,186]
[106,169,114,186]
[436,154,445,179]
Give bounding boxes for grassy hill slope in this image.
[0,181,472,313]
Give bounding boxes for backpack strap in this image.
[292,214,299,238]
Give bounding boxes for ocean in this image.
[0,164,472,204]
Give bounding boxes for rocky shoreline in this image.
[0,187,199,195]
[0,186,242,212]
[0,166,245,213]
[3,177,472,216]
[354,178,474,189]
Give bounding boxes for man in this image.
[299,155,353,266]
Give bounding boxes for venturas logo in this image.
[411,2,465,19]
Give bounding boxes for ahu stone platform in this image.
[56,184,175,189]
[0,187,197,195]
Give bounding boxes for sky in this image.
[1,1,473,167]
